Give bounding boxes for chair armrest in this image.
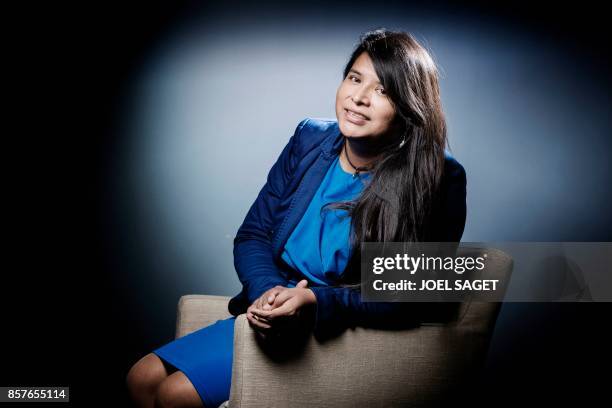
[228,313,490,408]
[175,295,232,338]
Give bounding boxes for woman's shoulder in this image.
[290,117,342,158]
[442,151,467,186]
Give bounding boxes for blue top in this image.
[281,153,371,287]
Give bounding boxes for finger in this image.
[270,290,293,309]
[253,302,295,320]
[258,287,284,309]
[270,286,287,297]
[253,297,263,310]
[267,292,277,304]
[248,314,271,330]
[252,311,272,324]
[257,293,270,309]
[251,307,272,319]
[263,286,290,310]
[249,307,272,324]
[256,294,270,310]
[263,293,277,310]
[271,286,289,300]
[296,279,308,288]
[247,312,271,329]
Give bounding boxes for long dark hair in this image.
[326,28,448,286]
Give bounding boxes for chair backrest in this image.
[175,294,233,338]
[228,247,514,408]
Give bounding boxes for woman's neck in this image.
[342,136,384,170]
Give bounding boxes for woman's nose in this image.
[351,86,370,105]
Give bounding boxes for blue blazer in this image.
[229,118,467,339]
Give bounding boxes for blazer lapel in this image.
[272,127,344,260]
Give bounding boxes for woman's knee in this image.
[154,372,203,408]
[126,353,170,397]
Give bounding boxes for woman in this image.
[126,28,467,408]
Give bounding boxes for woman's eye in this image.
[349,75,360,83]
[377,88,386,95]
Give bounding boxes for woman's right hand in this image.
[246,285,287,335]
[254,280,308,312]
[246,280,308,337]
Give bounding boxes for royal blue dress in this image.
[153,154,369,407]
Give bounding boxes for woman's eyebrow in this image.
[349,69,381,84]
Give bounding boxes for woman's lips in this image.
[344,109,368,125]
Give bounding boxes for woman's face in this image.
[335,52,397,139]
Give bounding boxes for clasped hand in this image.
[246,280,316,339]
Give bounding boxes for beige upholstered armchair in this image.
[175,248,512,408]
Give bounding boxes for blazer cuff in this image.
[308,286,345,340]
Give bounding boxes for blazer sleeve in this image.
[308,161,467,339]
[233,118,310,306]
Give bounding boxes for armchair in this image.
[175,248,512,408]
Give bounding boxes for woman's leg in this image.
[126,352,177,407]
[128,317,235,407]
[153,371,204,408]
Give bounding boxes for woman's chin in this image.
[339,121,368,138]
